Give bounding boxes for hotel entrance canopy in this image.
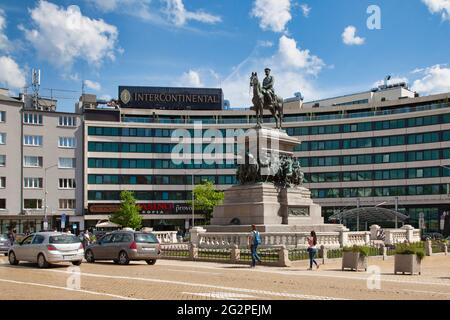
[329,207,409,225]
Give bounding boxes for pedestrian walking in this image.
[7,229,15,246]
[307,231,319,270]
[248,225,262,268]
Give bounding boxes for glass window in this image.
[24,156,43,167]
[0,133,6,145]
[0,155,5,166]
[0,111,5,122]
[23,135,43,146]
[59,116,77,127]
[24,177,43,189]
[24,199,43,209]
[58,157,76,168]
[23,113,43,125]
[58,137,76,148]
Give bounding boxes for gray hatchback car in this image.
[85,230,161,265]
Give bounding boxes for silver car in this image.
[85,230,161,265]
[8,232,84,268]
[0,234,10,256]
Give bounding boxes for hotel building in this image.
[82,83,450,233]
[1,81,449,234]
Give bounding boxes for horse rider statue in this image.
[262,68,276,107]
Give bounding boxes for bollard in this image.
[278,245,292,267]
[231,244,240,263]
[320,245,327,265]
[425,240,432,256]
[189,243,198,260]
[444,244,448,256]
[382,246,387,261]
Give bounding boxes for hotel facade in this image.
[1,82,449,233]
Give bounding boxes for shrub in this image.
[395,244,425,261]
[343,245,370,257]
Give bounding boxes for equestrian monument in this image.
[207,69,336,233]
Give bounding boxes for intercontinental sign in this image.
[119,86,223,110]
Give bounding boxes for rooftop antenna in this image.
[81,79,85,95]
[31,69,41,110]
[384,75,391,88]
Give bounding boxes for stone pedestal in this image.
[207,126,332,233]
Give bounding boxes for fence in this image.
[159,240,447,267]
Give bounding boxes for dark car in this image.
[85,230,161,265]
[421,232,444,240]
[0,234,10,256]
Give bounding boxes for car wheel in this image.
[145,259,156,265]
[8,251,19,265]
[85,250,95,263]
[72,260,82,266]
[37,254,49,268]
[118,251,130,265]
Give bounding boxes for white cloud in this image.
[177,70,204,87]
[275,35,325,76]
[0,9,11,52]
[300,4,311,17]
[84,80,101,91]
[251,0,292,33]
[422,0,450,20]
[342,26,365,46]
[412,64,450,94]
[163,0,221,26]
[372,76,409,88]
[21,1,119,68]
[0,56,26,89]
[222,36,325,107]
[85,0,162,22]
[99,94,112,101]
[257,40,274,48]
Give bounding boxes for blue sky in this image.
[0,0,449,112]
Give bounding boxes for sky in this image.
[0,0,450,112]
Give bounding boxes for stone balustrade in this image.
[347,231,370,246]
[189,225,421,249]
[153,231,178,243]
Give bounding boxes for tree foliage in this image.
[188,180,224,222]
[110,191,142,229]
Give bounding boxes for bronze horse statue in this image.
[249,72,284,129]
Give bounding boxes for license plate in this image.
[63,255,76,260]
[142,248,155,251]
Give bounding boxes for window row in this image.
[88,191,191,201]
[89,114,450,138]
[23,114,78,127]
[22,136,77,148]
[305,167,447,183]
[299,148,450,167]
[23,156,76,168]
[21,178,76,189]
[297,131,448,151]
[87,174,237,185]
[310,184,448,199]
[88,142,238,153]
[22,199,76,209]
[87,158,236,169]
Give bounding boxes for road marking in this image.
[182,292,257,300]
[157,261,450,288]
[403,289,450,296]
[0,278,141,300]
[32,268,344,300]
[166,269,222,275]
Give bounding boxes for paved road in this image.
[0,254,449,300]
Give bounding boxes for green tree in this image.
[188,180,224,223]
[110,191,142,229]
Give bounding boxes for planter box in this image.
[342,252,367,272]
[394,254,422,275]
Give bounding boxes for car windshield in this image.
[49,234,81,244]
[0,234,8,241]
[134,233,158,243]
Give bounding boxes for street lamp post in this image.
[188,168,212,229]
